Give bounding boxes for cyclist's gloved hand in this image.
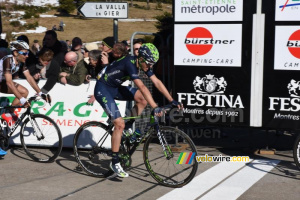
[171,100,183,109]
[153,107,164,117]
[39,92,52,105]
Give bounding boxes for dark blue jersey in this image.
[97,55,154,87]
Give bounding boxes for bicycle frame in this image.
[98,114,170,159]
[0,96,45,140]
[0,107,30,139]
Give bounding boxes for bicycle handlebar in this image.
[0,96,46,109]
[156,104,184,124]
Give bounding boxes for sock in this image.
[112,152,119,165]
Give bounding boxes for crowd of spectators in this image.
[0,31,146,95]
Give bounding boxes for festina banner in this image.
[262,0,300,129]
[174,67,250,126]
[173,0,255,126]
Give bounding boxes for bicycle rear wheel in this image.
[20,114,62,163]
[293,133,300,170]
[73,121,112,177]
[143,126,198,188]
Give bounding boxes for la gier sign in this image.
[78,2,128,18]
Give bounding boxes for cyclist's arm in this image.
[133,79,158,108]
[149,74,173,102]
[23,69,41,94]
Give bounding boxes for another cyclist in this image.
[94,42,182,178]
[0,41,50,156]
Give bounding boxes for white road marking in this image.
[158,160,251,200]
[198,159,280,200]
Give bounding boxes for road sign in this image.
[78,2,128,19]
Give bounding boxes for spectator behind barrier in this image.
[85,49,102,82]
[31,39,40,55]
[26,48,59,94]
[101,36,115,65]
[133,38,144,56]
[59,51,88,86]
[71,37,84,62]
[83,43,99,65]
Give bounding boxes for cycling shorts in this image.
[94,81,138,120]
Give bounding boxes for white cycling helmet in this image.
[10,40,29,51]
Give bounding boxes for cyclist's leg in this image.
[4,81,28,106]
[117,86,147,117]
[94,82,128,177]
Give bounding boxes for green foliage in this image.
[10,21,21,27]
[133,4,150,10]
[12,4,51,13]
[143,36,155,43]
[155,1,163,10]
[23,10,39,19]
[58,0,77,15]
[23,21,39,30]
[155,12,173,33]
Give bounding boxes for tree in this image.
[58,0,76,15]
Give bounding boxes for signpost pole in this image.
[113,19,118,43]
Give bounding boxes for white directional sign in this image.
[78,2,128,18]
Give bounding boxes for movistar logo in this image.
[102,97,107,104]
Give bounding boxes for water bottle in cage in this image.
[130,129,143,143]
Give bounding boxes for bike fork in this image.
[28,115,44,140]
[155,125,173,159]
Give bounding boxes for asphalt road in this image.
[1,144,299,200]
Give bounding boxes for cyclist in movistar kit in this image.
[0,40,50,156]
[94,42,182,177]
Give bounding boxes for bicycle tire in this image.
[293,133,300,170]
[20,114,62,163]
[143,126,198,188]
[73,121,112,177]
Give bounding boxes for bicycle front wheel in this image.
[20,114,62,163]
[143,126,198,188]
[73,121,112,177]
[293,133,300,170]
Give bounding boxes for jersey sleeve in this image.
[126,58,140,80]
[145,68,154,78]
[3,57,12,75]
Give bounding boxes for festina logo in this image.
[268,79,300,112]
[177,75,244,108]
[269,97,300,112]
[177,93,244,108]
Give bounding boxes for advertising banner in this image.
[175,0,243,22]
[275,0,300,21]
[262,0,300,129]
[274,26,300,70]
[174,24,242,67]
[0,80,127,147]
[175,66,250,126]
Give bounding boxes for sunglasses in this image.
[139,57,154,65]
[18,51,29,56]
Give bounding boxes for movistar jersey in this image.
[98,55,153,87]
